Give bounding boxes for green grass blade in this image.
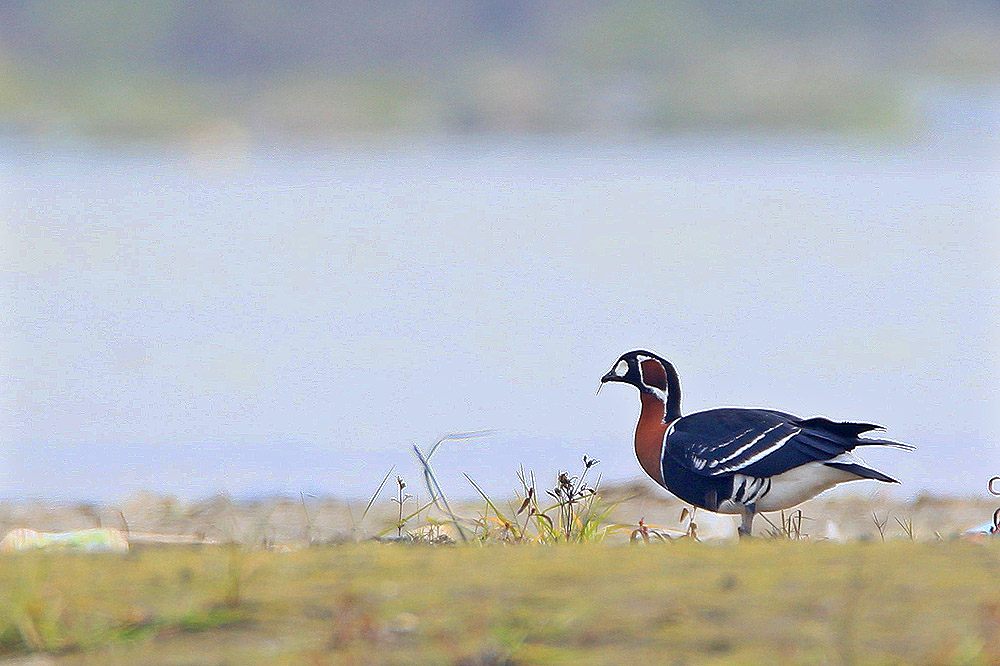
[361,466,395,523]
[375,500,436,537]
[427,430,495,460]
[413,444,469,542]
[463,473,516,525]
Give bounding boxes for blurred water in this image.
[2,132,998,501]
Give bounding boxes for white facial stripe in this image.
[614,360,628,377]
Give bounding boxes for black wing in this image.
[665,408,892,478]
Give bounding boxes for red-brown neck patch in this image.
[639,359,667,391]
[634,392,667,486]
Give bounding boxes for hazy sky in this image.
[3,133,998,501]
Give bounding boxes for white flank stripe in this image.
[710,423,785,467]
[716,428,801,473]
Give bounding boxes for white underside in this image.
[715,454,871,514]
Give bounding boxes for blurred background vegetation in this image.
[1,0,998,140]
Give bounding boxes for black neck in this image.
[662,360,682,421]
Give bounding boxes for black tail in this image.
[853,437,915,451]
[824,461,899,483]
[795,417,914,450]
[795,417,882,437]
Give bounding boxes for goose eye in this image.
[614,360,629,377]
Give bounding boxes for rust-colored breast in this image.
[634,393,667,486]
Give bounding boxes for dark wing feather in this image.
[665,409,898,478]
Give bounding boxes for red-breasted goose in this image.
[600,350,912,537]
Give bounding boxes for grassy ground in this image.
[0,542,997,666]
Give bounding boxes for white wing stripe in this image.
[703,427,754,462]
[709,423,785,468]
[715,428,802,473]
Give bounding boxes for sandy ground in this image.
[1,481,994,545]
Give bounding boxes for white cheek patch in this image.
[614,360,628,377]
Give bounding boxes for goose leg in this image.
[738,506,756,539]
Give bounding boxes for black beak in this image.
[600,370,618,384]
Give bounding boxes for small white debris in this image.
[0,528,129,553]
